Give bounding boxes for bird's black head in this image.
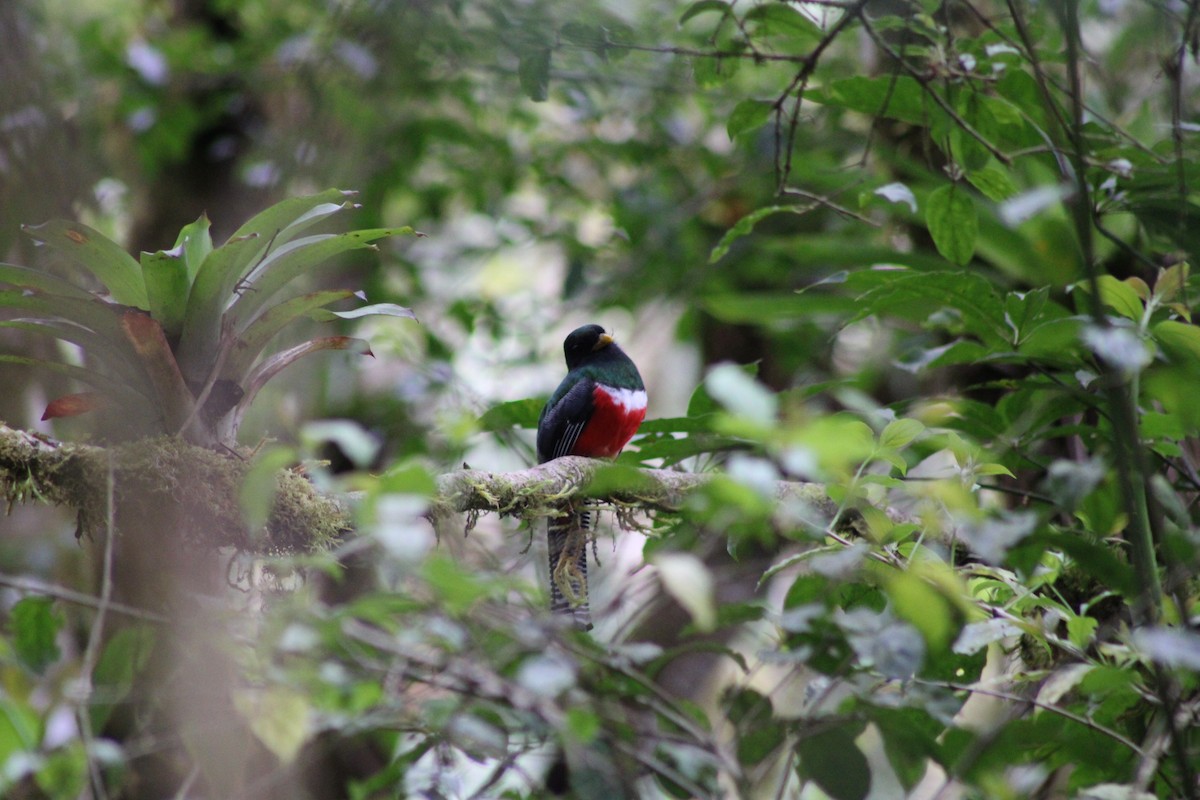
[562,323,614,370]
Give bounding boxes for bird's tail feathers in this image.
[548,507,593,631]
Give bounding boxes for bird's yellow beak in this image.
[593,333,614,351]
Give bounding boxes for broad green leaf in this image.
[140,248,189,337]
[22,220,149,308]
[710,205,808,263]
[796,725,870,800]
[173,214,213,283]
[852,271,1009,347]
[705,363,777,424]
[90,626,156,731]
[883,568,954,650]
[925,184,977,266]
[679,0,730,25]
[478,397,544,430]
[10,597,62,673]
[693,51,740,88]
[1152,319,1200,369]
[880,418,924,450]
[1087,275,1144,320]
[967,162,1019,201]
[727,99,772,141]
[0,696,41,764]
[743,4,822,41]
[240,445,297,532]
[233,687,313,763]
[811,75,944,127]
[518,48,551,102]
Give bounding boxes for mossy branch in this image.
[434,455,850,531]
[1,424,856,551]
[0,422,345,553]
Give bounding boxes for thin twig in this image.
[913,678,1143,755]
[76,453,117,800]
[858,14,1011,166]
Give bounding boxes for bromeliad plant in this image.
[0,189,416,446]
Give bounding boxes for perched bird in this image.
[537,324,646,629]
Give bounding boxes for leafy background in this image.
[1,0,1199,798]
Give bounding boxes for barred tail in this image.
[547,507,593,631]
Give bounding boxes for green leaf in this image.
[237,336,373,422]
[233,687,313,763]
[22,220,149,308]
[478,397,544,430]
[223,289,359,382]
[1153,319,1200,369]
[0,262,103,301]
[175,233,269,382]
[1089,275,1144,320]
[518,48,551,102]
[796,725,870,800]
[873,708,941,790]
[240,446,297,532]
[90,626,156,731]
[811,75,944,127]
[880,418,924,450]
[743,4,822,41]
[679,0,730,25]
[226,228,415,331]
[967,162,1019,201]
[564,708,600,744]
[925,184,977,266]
[227,189,358,246]
[173,214,213,284]
[727,99,772,141]
[120,310,197,435]
[140,248,189,337]
[0,354,152,410]
[853,270,1009,347]
[10,597,62,673]
[710,205,807,263]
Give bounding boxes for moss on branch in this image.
[0,422,344,552]
[1,425,858,550]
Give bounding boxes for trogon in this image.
[537,324,646,630]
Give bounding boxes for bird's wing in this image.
[536,377,595,463]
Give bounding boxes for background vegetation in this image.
[1,0,1199,797]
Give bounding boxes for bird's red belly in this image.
[571,385,646,458]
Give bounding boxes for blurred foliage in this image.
[1,0,1200,797]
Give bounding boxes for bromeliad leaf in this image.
[223,289,360,382]
[173,214,213,284]
[233,337,374,434]
[309,302,416,322]
[120,311,199,437]
[226,227,415,330]
[21,220,149,308]
[42,392,106,420]
[140,248,189,338]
